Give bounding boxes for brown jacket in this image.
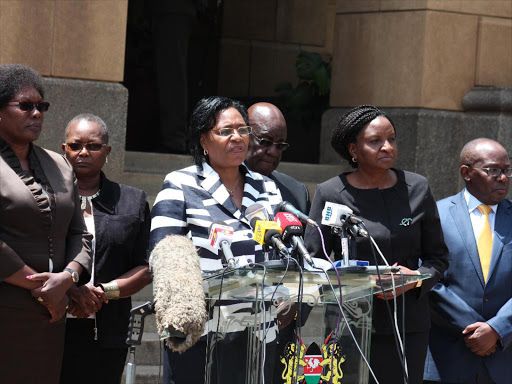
[0,144,91,311]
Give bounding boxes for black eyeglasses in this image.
[250,133,290,151]
[212,126,252,137]
[65,142,107,152]
[466,165,512,178]
[7,101,50,112]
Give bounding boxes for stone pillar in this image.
[330,0,511,110]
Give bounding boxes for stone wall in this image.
[217,0,337,97]
[331,0,512,110]
[0,1,128,81]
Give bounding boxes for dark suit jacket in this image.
[270,170,310,214]
[424,191,512,384]
[305,169,448,334]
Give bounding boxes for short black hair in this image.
[331,105,396,168]
[189,96,249,167]
[0,64,45,108]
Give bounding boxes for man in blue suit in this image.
[424,138,512,384]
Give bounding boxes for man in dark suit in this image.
[424,138,512,384]
[246,102,311,383]
[245,102,310,214]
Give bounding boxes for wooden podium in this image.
[202,266,430,384]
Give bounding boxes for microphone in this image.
[208,221,236,268]
[251,219,290,257]
[245,203,271,223]
[321,202,368,237]
[275,212,315,267]
[278,201,318,227]
[149,235,208,353]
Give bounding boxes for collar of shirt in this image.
[463,188,497,236]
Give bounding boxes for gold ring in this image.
[37,296,44,303]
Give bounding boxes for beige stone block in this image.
[52,1,128,81]
[476,17,512,87]
[217,39,251,97]
[0,0,54,75]
[426,0,512,18]
[276,0,328,46]
[331,10,480,110]
[380,0,428,11]
[336,0,380,13]
[339,0,512,17]
[249,42,299,97]
[222,0,277,41]
[324,0,337,54]
[330,12,426,108]
[422,11,478,110]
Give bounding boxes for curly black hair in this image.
[0,64,45,108]
[331,105,396,168]
[189,96,249,167]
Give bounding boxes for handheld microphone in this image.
[149,235,207,353]
[278,201,318,227]
[208,221,235,268]
[275,212,315,267]
[321,202,368,237]
[251,219,290,257]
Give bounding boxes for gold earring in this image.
[203,148,208,156]
[105,156,109,163]
[352,157,357,163]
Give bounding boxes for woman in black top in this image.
[304,105,448,384]
[60,114,152,384]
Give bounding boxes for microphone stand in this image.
[330,222,363,272]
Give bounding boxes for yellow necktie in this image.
[477,204,492,282]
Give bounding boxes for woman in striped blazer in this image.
[150,96,283,384]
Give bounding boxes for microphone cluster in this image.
[245,202,316,267]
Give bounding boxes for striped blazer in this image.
[150,161,283,270]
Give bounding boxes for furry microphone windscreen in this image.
[150,235,207,353]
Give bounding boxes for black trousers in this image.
[60,319,127,384]
[369,332,429,384]
[163,333,277,384]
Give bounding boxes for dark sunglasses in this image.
[251,133,289,151]
[7,101,50,112]
[65,142,107,152]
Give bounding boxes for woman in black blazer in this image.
[304,105,448,384]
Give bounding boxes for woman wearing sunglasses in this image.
[150,96,283,383]
[0,64,92,383]
[60,113,152,384]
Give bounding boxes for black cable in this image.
[362,221,408,384]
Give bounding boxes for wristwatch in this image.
[416,270,423,288]
[64,267,79,283]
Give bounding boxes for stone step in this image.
[121,151,346,203]
[133,283,154,302]
[122,364,162,384]
[133,332,162,365]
